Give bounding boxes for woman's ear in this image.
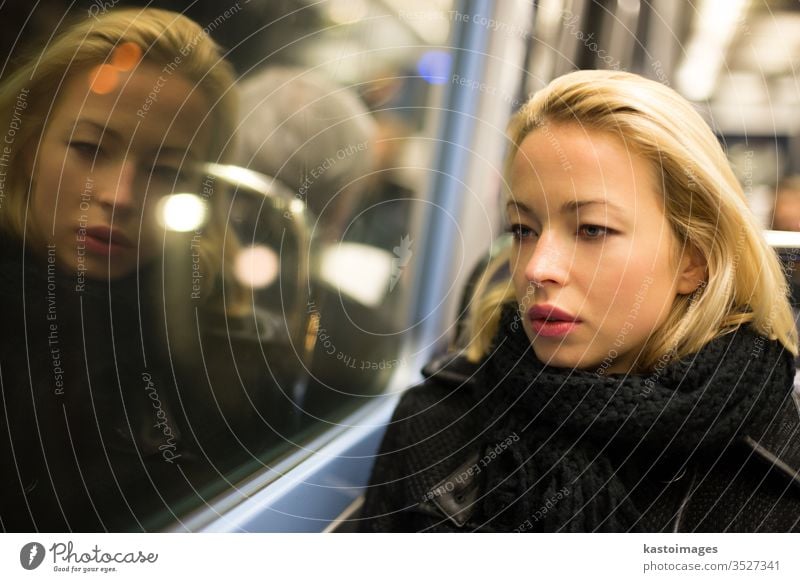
[675,243,707,295]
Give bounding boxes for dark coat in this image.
[0,238,287,531]
[359,355,800,532]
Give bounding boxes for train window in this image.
[0,1,455,531]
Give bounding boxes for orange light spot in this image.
[111,42,142,71]
[88,64,119,95]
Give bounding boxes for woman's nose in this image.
[96,161,137,214]
[524,230,569,287]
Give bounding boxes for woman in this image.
[360,70,800,532]
[0,8,274,531]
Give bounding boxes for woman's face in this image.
[508,123,701,374]
[28,61,210,280]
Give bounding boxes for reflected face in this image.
[508,123,695,374]
[29,61,210,279]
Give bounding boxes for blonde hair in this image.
[0,8,240,306]
[465,70,798,369]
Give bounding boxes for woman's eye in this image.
[578,224,610,239]
[508,224,537,241]
[69,141,102,158]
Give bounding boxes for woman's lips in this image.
[83,226,133,256]
[527,304,581,338]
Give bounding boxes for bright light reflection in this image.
[235,245,280,289]
[158,193,208,232]
[289,199,306,215]
[320,243,393,308]
[329,0,368,24]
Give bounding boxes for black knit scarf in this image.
[475,305,794,532]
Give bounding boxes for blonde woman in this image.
[0,8,252,531]
[361,70,800,532]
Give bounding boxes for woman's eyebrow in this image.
[506,199,626,215]
[562,199,626,215]
[73,118,121,142]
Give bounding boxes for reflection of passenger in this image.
[236,68,405,421]
[362,70,800,532]
[772,176,800,332]
[0,9,260,531]
[237,67,377,240]
[772,176,800,232]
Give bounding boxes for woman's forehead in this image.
[54,62,210,155]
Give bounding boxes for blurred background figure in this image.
[237,66,377,241]
[771,177,800,345]
[236,67,406,420]
[772,176,800,232]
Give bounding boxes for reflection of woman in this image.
[0,9,263,531]
[361,70,800,532]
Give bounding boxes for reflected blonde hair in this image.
[0,8,240,307]
[465,70,798,369]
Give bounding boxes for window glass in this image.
[0,0,454,531]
